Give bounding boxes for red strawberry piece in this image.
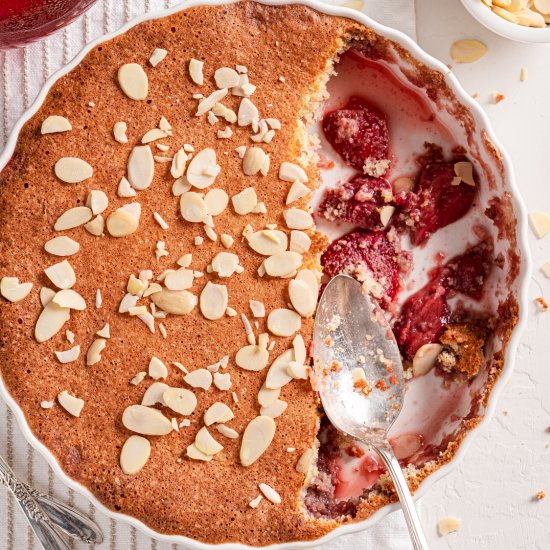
[409,162,476,245]
[443,240,493,300]
[321,231,400,305]
[318,175,394,230]
[392,277,450,360]
[323,97,389,172]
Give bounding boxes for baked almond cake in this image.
[0,1,520,546]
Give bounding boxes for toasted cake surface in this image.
[0,1,365,545]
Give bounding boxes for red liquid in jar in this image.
[0,0,97,49]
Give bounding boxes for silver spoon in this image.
[313,274,429,550]
[0,454,103,547]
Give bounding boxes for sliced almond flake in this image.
[194,271,204,278]
[237,98,259,127]
[260,399,287,419]
[217,127,232,139]
[541,260,550,278]
[231,391,239,404]
[292,334,306,364]
[163,387,197,415]
[204,188,229,216]
[157,144,169,152]
[164,268,194,291]
[186,148,220,189]
[148,356,168,379]
[204,402,234,426]
[265,349,294,389]
[131,372,146,386]
[141,382,169,406]
[529,211,550,239]
[169,148,188,179]
[204,225,217,242]
[289,279,316,318]
[258,384,280,407]
[265,118,281,130]
[286,180,310,205]
[213,372,231,390]
[289,230,311,254]
[249,495,263,509]
[252,202,267,214]
[41,400,55,409]
[235,64,248,73]
[226,307,237,317]
[242,147,265,176]
[267,308,301,337]
[119,293,139,313]
[196,88,228,117]
[171,418,180,432]
[214,67,240,89]
[57,390,84,417]
[41,115,72,134]
[287,361,308,380]
[95,289,102,309]
[45,260,76,290]
[264,251,302,278]
[279,162,308,183]
[516,7,546,26]
[35,301,70,342]
[258,482,282,504]
[142,128,167,144]
[240,416,276,467]
[127,274,144,295]
[450,40,487,64]
[86,338,106,366]
[235,145,247,159]
[158,323,167,339]
[106,208,139,237]
[220,234,234,249]
[437,517,462,536]
[249,300,266,318]
[54,345,80,364]
[66,330,75,344]
[117,176,136,198]
[216,424,239,439]
[120,435,151,475]
[195,427,224,455]
[283,208,314,230]
[246,230,288,256]
[454,161,475,186]
[212,103,237,123]
[207,111,219,125]
[296,448,314,474]
[128,145,154,190]
[118,63,148,100]
[177,253,192,268]
[184,368,212,390]
[0,278,33,303]
[52,289,86,310]
[379,205,396,228]
[151,289,197,315]
[232,187,258,215]
[122,404,172,436]
[535,0,550,14]
[199,282,228,320]
[149,47,167,67]
[236,344,269,372]
[45,236,80,257]
[186,443,213,462]
[211,252,241,278]
[267,340,275,351]
[241,313,256,345]
[84,215,105,236]
[413,343,443,377]
[54,206,93,231]
[188,58,204,85]
[151,212,168,230]
[54,157,93,184]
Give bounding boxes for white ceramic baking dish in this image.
[0,1,531,548]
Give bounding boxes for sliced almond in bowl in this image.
[54,157,93,184]
[120,435,151,475]
[240,415,276,467]
[163,387,198,415]
[122,405,173,435]
[118,63,148,100]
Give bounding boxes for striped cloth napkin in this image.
[0,1,417,548]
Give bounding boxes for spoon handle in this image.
[375,445,430,550]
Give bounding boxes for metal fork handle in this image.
[374,444,430,550]
[0,455,70,550]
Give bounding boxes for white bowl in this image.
[461,0,550,43]
[0,1,532,548]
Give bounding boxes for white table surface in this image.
[1,1,549,549]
